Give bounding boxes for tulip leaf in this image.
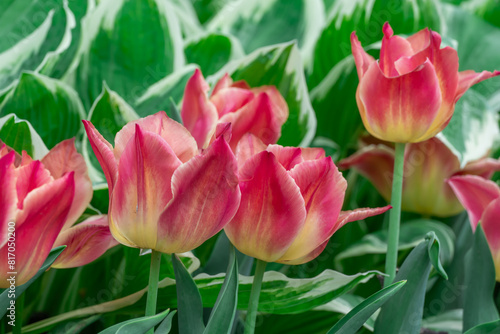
[154,310,176,334]
[65,315,101,334]
[0,114,48,159]
[0,72,85,149]
[0,246,66,319]
[22,269,379,333]
[421,309,463,334]
[172,254,206,334]
[463,224,500,331]
[374,233,447,334]
[327,280,406,334]
[204,245,239,334]
[70,0,185,108]
[210,42,317,147]
[98,309,170,334]
[464,320,500,334]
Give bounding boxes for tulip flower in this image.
[224,134,391,264]
[351,22,500,143]
[181,69,288,150]
[0,139,117,288]
[338,136,500,217]
[447,175,500,281]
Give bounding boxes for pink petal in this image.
[42,139,93,231]
[20,151,33,166]
[232,80,251,90]
[480,198,500,281]
[266,145,303,170]
[210,87,254,118]
[0,172,74,287]
[455,70,500,101]
[406,27,431,54]
[447,175,500,231]
[15,160,53,210]
[51,215,119,268]
[0,152,16,247]
[379,22,415,77]
[277,157,346,262]
[224,151,306,262]
[0,141,21,166]
[157,136,240,253]
[301,147,326,161]
[459,158,500,179]
[277,239,329,265]
[114,111,198,163]
[249,86,288,127]
[111,125,182,250]
[180,69,219,149]
[350,32,376,79]
[357,60,442,142]
[336,205,392,230]
[235,133,268,168]
[211,73,233,96]
[83,120,118,195]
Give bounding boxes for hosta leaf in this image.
[70,0,185,108]
[0,114,48,159]
[0,72,85,149]
[210,42,317,147]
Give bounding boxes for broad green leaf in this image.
[421,309,463,334]
[70,0,185,108]
[0,72,85,149]
[154,310,176,334]
[23,269,379,333]
[98,309,170,334]
[0,246,66,319]
[463,224,499,331]
[374,233,447,334]
[134,65,198,118]
[191,0,231,25]
[327,280,406,334]
[65,315,101,334]
[210,42,317,147]
[0,1,74,90]
[336,219,455,266]
[461,0,500,29]
[172,254,206,334]
[170,0,202,37]
[465,320,500,334]
[0,114,48,159]
[207,0,325,58]
[204,246,238,334]
[185,33,244,76]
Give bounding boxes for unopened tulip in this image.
[224,134,391,264]
[83,111,241,254]
[0,140,117,287]
[339,136,500,217]
[181,69,288,150]
[351,22,500,143]
[448,175,500,281]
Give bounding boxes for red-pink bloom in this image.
[181,69,288,150]
[351,22,500,143]
[0,140,117,287]
[447,175,500,281]
[224,134,391,264]
[83,111,241,253]
[339,136,500,217]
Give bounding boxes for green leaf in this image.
[0,246,66,319]
[204,246,239,334]
[327,280,406,334]
[461,0,500,29]
[207,0,325,56]
[0,114,48,159]
[172,254,206,334]
[98,309,170,334]
[70,0,185,108]
[0,0,74,90]
[422,309,463,334]
[211,42,317,147]
[463,224,500,331]
[464,320,500,334]
[185,33,244,76]
[0,72,85,149]
[65,315,101,334]
[374,233,447,334]
[154,310,176,334]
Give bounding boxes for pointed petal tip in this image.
[382,22,393,38]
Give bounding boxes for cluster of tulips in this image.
[2,22,500,332]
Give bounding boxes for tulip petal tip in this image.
[382,22,393,38]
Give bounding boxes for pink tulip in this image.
[339,136,500,217]
[83,111,241,253]
[0,139,117,287]
[224,134,391,264]
[447,175,500,281]
[351,22,500,143]
[181,69,288,150]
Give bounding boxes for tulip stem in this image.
[244,259,267,334]
[384,142,406,287]
[13,293,24,334]
[145,250,162,333]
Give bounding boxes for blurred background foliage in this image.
[1,0,500,333]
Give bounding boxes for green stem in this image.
[13,293,24,334]
[384,142,406,287]
[145,250,162,334]
[244,259,267,334]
